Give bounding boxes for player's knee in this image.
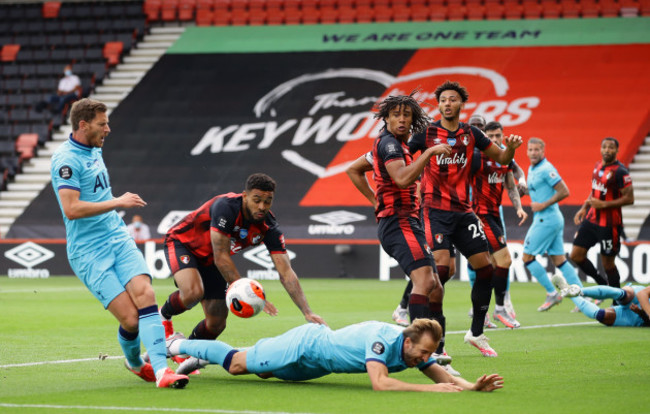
[621,286,635,305]
[597,308,616,326]
[180,285,204,307]
[121,313,140,332]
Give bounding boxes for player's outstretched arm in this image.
[271,253,326,325]
[422,363,503,392]
[58,189,146,220]
[346,154,377,208]
[366,361,462,392]
[484,134,522,165]
[386,144,451,189]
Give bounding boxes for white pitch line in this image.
[0,404,320,414]
[0,321,597,370]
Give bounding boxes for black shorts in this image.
[478,213,507,253]
[164,238,227,300]
[573,220,622,256]
[378,215,435,276]
[422,207,489,258]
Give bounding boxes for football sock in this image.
[180,339,237,370]
[525,259,555,293]
[575,259,608,285]
[118,326,143,369]
[408,294,431,321]
[570,296,600,320]
[558,260,582,288]
[492,266,509,306]
[160,291,188,320]
[429,302,445,354]
[399,281,413,309]
[189,319,218,340]
[437,266,450,285]
[605,267,621,288]
[467,264,476,288]
[470,265,493,337]
[582,286,626,301]
[138,305,168,374]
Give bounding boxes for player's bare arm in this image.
[366,361,461,392]
[573,199,591,225]
[483,134,522,165]
[531,180,570,213]
[211,230,242,284]
[511,161,528,196]
[588,184,634,210]
[505,172,528,225]
[58,188,146,220]
[271,253,325,324]
[386,144,451,189]
[421,364,503,392]
[346,155,376,207]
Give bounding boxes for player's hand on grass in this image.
[263,300,278,316]
[431,383,463,392]
[473,374,504,392]
[116,192,147,208]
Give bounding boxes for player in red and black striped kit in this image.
[347,91,451,337]
[570,137,634,288]
[408,81,522,357]
[159,173,325,345]
[470,121,528,328]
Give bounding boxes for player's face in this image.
[438,90,464,122]
[385,104,413,140]
[82,112,110,148]
[403,334,438,367]
[469,118,485,131]
[601,140,618,164]
[527,142,544,165]
[486,128,503,146]
[242,189,274,223]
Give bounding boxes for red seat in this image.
[560,0,580,17]
[393,7,411,21]
[484,3,505,19]
[320,6,338,23]
[214,0,231,10]
[178,0,196,20]
[640,0,650,15]
[284,7,302,24]
[231,9,248,24]
[161,0,180,21]
[249,0,266,10]
[540,0,561,17]
[373,6,393,21]
[103,41,124,66]
[504,2,524,18]
[197,0,213,10]
[266,9,284,24]
[579,0,600,17]
[522,0,542,18]
[230,0,247,10]
[429,4,448,20]
[302,6,320,23]
[467,4,487,19]
[248,9,266,24]
[143,0,162,21]
[196,8,214,25]
[409,5,429,21]
[214,9,232,24]
[42,1,61,18]
[1,45,21,62]
[600,0,622,16]
[16,133,39,162]
[619,0,640,16]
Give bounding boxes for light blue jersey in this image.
[527,158,563,221]
[246,322,436,381]
[51,136,130,259]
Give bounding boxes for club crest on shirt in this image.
[180,255,190,265]
[371,341,385,355]
[606,171,612,180]
[435,233,443,244]
[59,166,73,179]
[499,236,506,245]
[459,134,470,146]
[252,233,262,244]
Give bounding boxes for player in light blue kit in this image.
[552,273,650,327]
[167,319,504,392]
[522,138,582,312]
[50,98,188,389]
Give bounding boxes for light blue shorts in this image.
[246,324,330,381]
[69,236,150,308]
[613,285,646,327]
[523,216,565,256]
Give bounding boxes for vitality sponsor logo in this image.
[308,210,367,235]
[592,179,608,194]
[242,245,296,280]
[488,172,505,184]
[4,242,54,278]
[436,152,468,168]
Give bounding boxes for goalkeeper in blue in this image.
[166,319,503,392]
[552,273,650,327]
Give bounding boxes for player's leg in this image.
[601,225,624,288]
[569,221,608,285]
[191,298,228,340]
[392,280,412,327]
[492,247,520,328]
[167,334,239,374]
[523,220,562,311]
[569,296,617,325]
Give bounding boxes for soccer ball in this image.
[226,278,266,318]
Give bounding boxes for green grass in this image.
[1,277,648,414]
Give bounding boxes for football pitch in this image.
[1,277,648,414]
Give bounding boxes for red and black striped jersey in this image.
[409,121,491,212]
[372,130,420,219]
[166,193,286,266]
[471,148,515,216]
[585,160,632,227]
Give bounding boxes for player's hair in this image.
[373,90,430,135]
[403,319,442,345]
[434,81,469,103]
[602,137,619,148]
[245,173,276,193]
[485,121,503,132]
[528,137,545,148]
[469,114,486,129]
[70,98,107,131]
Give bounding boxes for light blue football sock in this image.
[558,260,583,288]
[525,259,555,293]
[118,326,143,369]
[138,305,168,374]
[180,339,235,366]
[582,286,626,301]
[570,296,600,319]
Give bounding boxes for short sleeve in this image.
[616,166,632,189]
[471,126,492,152]
[209,197,237,235]
[365,337,390,366]
[263,215,287,254]
[545,165,562,187]
[52,155,81,192]
[377,136,405,165]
